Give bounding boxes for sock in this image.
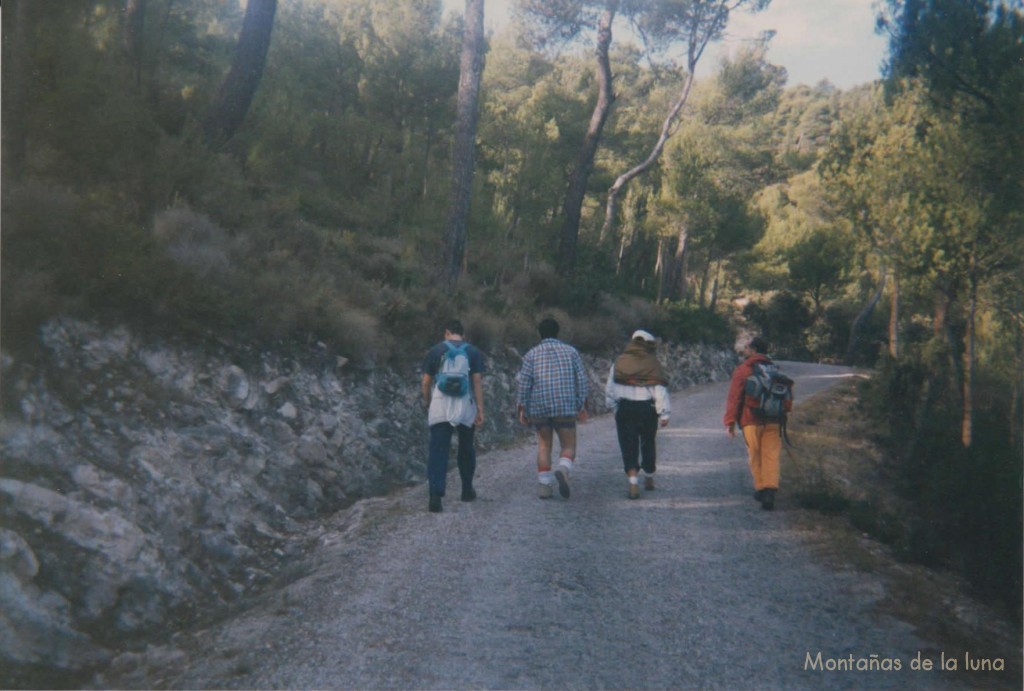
[629,476,639,485]
[557,457,574,474]
[538,470,554,485]
[643,471,655,479]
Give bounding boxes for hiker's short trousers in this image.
[529,416,577,431]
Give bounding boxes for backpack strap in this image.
[780,417,794,447]
[444,341,468,357]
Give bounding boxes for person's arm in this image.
[472,372,485,426]
[574,352,589,420]
[604,363,618,411]
[654,384,670,427]
[421,373,433,407]
[723,367,745,437]
[515,356,532,424]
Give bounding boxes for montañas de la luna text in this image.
[804,651,1005,672]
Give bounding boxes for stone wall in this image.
[0,317,737,686]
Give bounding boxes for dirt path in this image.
[114,363,985,689]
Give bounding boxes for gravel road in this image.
[133,362,978,690]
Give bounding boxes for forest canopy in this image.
[1,0,1019,366]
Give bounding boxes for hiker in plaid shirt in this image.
[516,318,589,499]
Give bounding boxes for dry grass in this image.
[784,376,1022,689]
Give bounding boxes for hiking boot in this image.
[554,469,571,498]
[461,487,477,502]
[760,488,776,511]
[628,483,640,500]
[429,494,443,513]
[753,489,765,502]
[538,483,553,499]
[643,476,655,491]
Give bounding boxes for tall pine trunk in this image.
[600,66,696,241]
[961,269,977,447]
[845,270,887,365]
[440,0,486,288]
[124,0,147,88]
[2,0,33,181]
[1013,297,1024,451]
[556,0,617,276]
[708,261,721,312]
[654,236,668,302]
[204,0,277,145]
[662,221,689,303]
[888,272,901,359]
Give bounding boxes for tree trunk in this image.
[421,124,434,199]
[615,225,633,275]
[662,221,689,303]
[697,260,711,309]
[556,0,618,276]
[844,270,886,365]
[124,0,147,87]
[204,0,278,145]
[440,0,486,288]
[2,0,33,181]
[934,288,963,389]
[600,67,696,241]
[888,272,901,359]
[961,271,977,448]
[655,236,668,302]
[1013,298,1024,451]
[599,0,739,243]
[708,261,721,312]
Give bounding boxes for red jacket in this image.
[723,353,774,428]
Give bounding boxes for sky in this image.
[441,0,890,90]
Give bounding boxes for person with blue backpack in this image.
[723,335,794,511]
[421,319,486,513]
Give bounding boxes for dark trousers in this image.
[428,423,476,496]
[614,399,658,475]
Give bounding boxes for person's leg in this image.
[615,404,641,476]
[553,422,577,498]
[535,425,554,471]
[456,424,477,501]
[616,402,641,498]
[553,423,577,462]
[428,423,454,511]
[742,424,764,491]
[760,424,782,489]
[638,403,659,490]
[535,424,556,498]
[744,424,780,510]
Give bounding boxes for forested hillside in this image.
[2,0,1021,632]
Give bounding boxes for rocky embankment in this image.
[0,317,736,686]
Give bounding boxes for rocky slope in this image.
[0,317,736,687]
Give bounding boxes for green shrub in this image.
[742,292,813,357]
[793,488,850,515]
[650,302,735,346]
[0,183,182,352]
[860,352,1023,615]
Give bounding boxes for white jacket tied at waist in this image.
[604,364,671,420]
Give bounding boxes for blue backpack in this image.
[436,342,471,397]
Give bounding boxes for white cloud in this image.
[710,0,889,88]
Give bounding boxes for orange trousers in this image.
[742,424,781,490]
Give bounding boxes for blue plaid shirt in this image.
[516,338,589,418]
